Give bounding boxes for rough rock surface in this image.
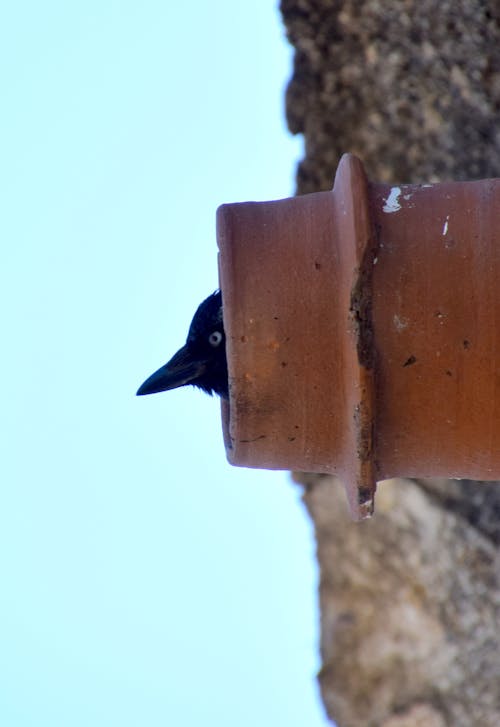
[281,0,500,193]
[280,1,500,725]
[298,475,500,726]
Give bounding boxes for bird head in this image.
[136,291,228,399]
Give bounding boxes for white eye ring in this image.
[209,330,223,347]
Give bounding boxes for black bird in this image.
[136,291,228,399]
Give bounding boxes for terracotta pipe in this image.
[217,154,500,519]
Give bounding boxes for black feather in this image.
[136,291,228,399]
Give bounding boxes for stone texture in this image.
[281,0,500,193]
[281,1,500,725]
[298,475,500,727]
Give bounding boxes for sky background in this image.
[1,2,330,725]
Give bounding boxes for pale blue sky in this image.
[1,3,328,725]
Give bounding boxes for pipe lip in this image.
[217,154,378,519]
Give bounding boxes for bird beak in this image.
[136,345,206,396]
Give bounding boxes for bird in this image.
[136,290,229,399]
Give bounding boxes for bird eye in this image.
[208,330,223,347]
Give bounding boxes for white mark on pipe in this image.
[442,215,449,235]
[383,186,402,213]
[359,499,373,517]
[393,314,408,331]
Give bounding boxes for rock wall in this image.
[281,2,500,724]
